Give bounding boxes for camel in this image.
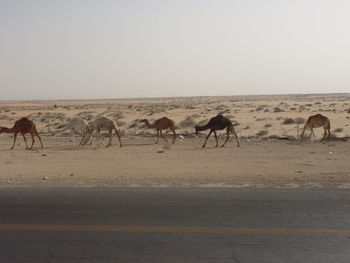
[300,114,331,142]
[81,116,122,147]
[0,117,44,150]
[140,117,176,144]
[52,117,88,145]
[195,114,240,148]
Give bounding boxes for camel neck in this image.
[0,127,14,133]
[196,124,210,131]
[144,120,156,128]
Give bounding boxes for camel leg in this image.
[232,129,240,147]
[35,132,44,148]
[71,130,75,144]
[221,129,229,147]
[171,129,176,144]
[84,132,93,146]
[155,130,159,144]
[321,127,328,142]
[327,128,331,141]
[22,134,29,149]
[202,130,213,148]
[300,127,307,141]
[79,130,86,145]
[114,128,122,147]
[106,129,113,147]
[10,133,18,150]
[213,130,218,147]
[82,133,90,145]
[160,130,168,143]
[96,130,101,147]
[28,133,35,150]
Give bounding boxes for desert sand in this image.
[0,93,349,188]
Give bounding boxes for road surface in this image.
[0,187,349,262]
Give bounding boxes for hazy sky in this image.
[1,0,349,100]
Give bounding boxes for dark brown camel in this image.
[140,117,176,144]
[195,114,239,148]
[300,114,331,142]
[0,117,44,150]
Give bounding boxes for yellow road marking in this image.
[0,224,349,237]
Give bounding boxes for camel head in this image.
[139,119,148,127]
[194,126,199,135]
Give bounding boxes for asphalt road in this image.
[0,188,349,263]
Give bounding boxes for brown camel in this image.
[0,117,44,150]
[195,114,240,148]
[300,114,331,142]
[140,117,176,144]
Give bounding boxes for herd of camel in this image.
[0,113,331,150]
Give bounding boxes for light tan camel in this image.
[300,114,331,142]
[52,117,88,145]
[140,117,176,144]
[195,114,240,148]
[0,117,44,150]
[81,116,122,147]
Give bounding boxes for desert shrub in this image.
[191,114,201,118]
[185,105,196,110]
[56,123,65,129]
[233,122,240,127]
[256,106,264,111]
[116,121,126,126]
[334,128,343,133]
[243,126,250,130]
[110,111,125,119]
[347,108,350,113]
[282,118,295,125]
[264,108,270,112]
[256,130,268,137]
[294,117,305,124]
[215,104,226,111]
[180,116,196,127]
[273,107,285,113]
[129,119,139,128]
[264,124,272,128]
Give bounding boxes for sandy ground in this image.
[0,93,349,188]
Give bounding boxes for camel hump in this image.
[156,117,171,124]
[19,117,31,122]
[17,117,33,126]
